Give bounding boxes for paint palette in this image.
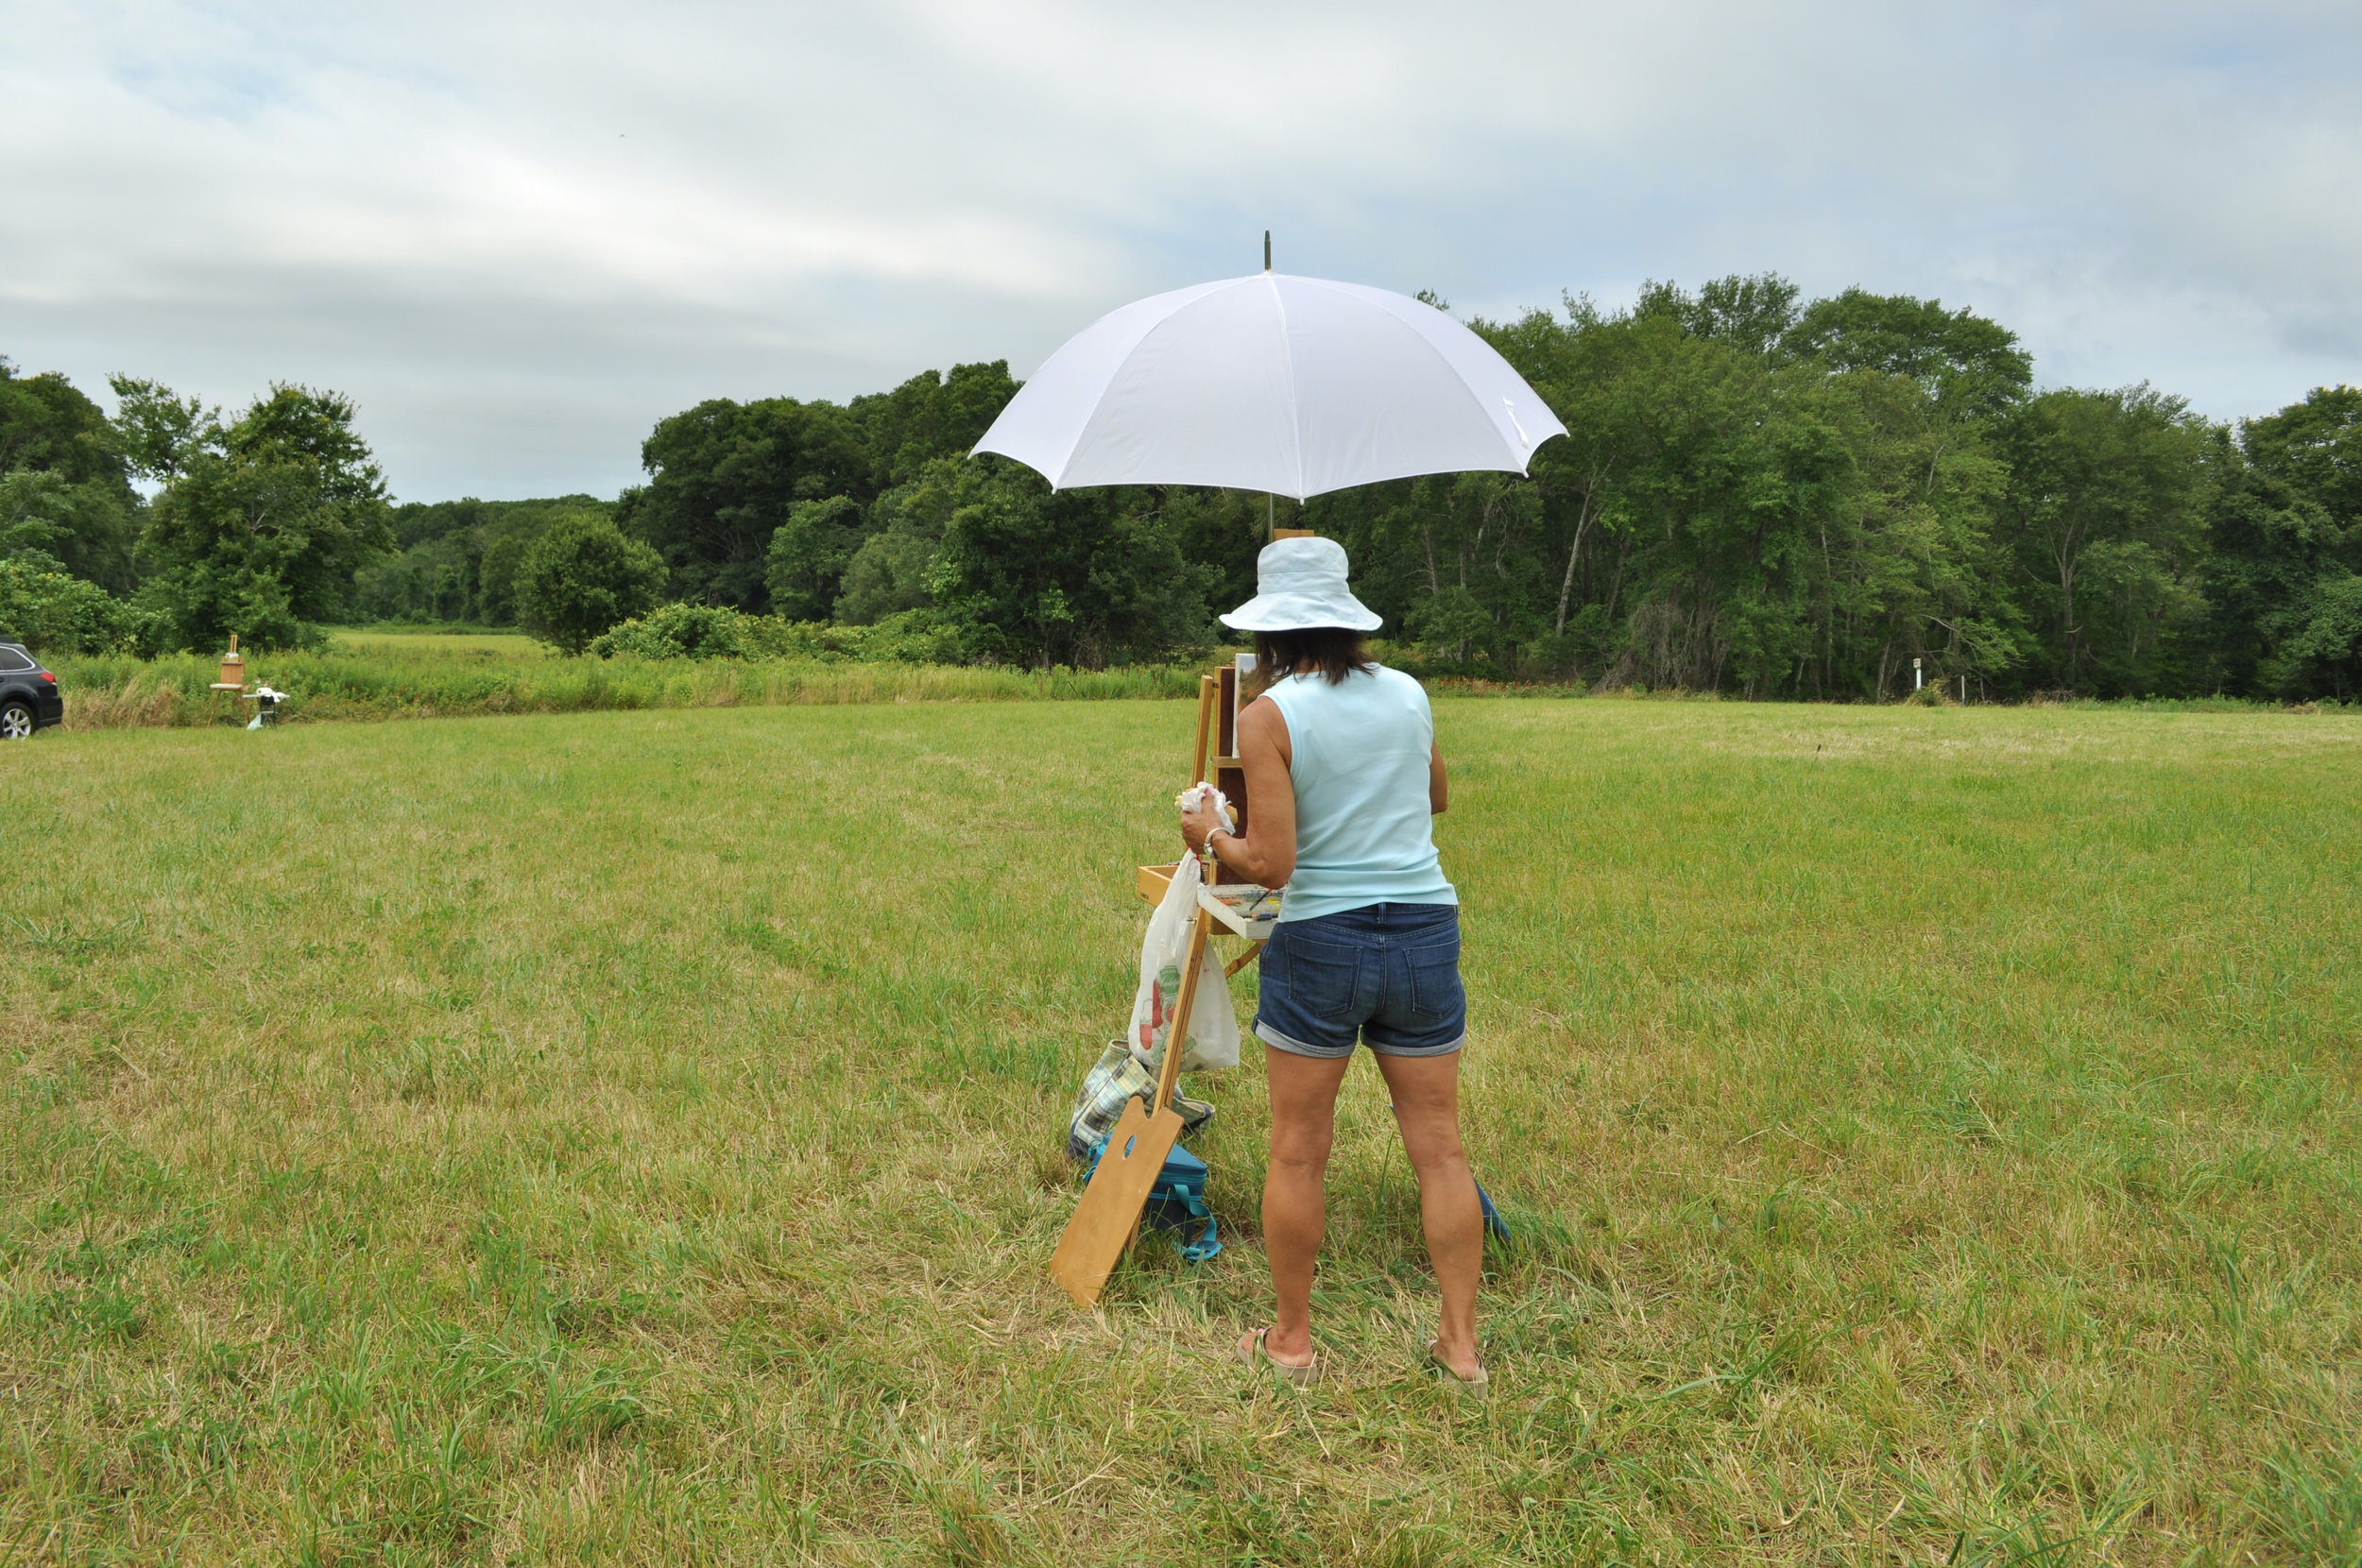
[1197,880,1283,941]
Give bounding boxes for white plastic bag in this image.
[1126,851,1241,1073]
[1173,781,1237,831]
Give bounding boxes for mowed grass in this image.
[6,699,2361,1565]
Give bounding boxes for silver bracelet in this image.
[1205,827,1229,859]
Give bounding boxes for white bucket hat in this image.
[1218,537,1383,633]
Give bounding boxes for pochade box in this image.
[1135,861,1284,941]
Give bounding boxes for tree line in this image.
[4,272,2356,699]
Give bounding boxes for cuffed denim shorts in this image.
[1254,901,1466,1060]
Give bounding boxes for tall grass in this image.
[5,699,2359,1562]
[49,647,1205,728]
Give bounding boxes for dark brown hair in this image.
[1253,627,1378,687]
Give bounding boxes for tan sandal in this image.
[1236,1327,1319,1386]
[1428,1338,1489,1396]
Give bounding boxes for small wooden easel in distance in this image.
[1050,662,1269,1307]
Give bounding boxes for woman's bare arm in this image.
[1430,741,1447,814]
[1181,695,1296,886]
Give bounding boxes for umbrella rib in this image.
[1266,272,1309,503]
[1298,277,1541,481]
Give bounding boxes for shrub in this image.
[590,602,755,659]
[738,609,973,664]
[516,517,667,655]
[0,558,148,655]
[592,605,978,665]
[849,608,974,664]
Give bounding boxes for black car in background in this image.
[0,641,62,738]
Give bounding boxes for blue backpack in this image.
[1077,1143,1507,1267]
[1084,1138,1223,1263]
[1478,1182,1511,1244]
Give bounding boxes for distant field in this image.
[326,626,553,659]
[7,700,2360,1564]
[48,640,1201,729]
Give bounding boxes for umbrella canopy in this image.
[971,272,1566,502]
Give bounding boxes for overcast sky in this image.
[4,1,2357,502]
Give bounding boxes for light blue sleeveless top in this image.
[1260,665,1456,923]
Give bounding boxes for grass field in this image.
[47,639,1204,730]
[325,629,555,660]
[7,698,2361,1565]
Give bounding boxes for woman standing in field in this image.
[1180,537,1486,1391]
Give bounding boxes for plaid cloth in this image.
[1068,1040,1214,1161]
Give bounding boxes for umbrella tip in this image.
[1263,230,1271,273]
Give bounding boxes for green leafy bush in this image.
[592,604,976,664]
[590,602,755,659]
[744,609,973,664]
[516,517,667,655]
[0,557,148,655]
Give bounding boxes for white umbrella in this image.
[972,270,1566,501]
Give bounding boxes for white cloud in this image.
[3,0,2357,499]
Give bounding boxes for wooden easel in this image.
[208,634,249,724]
[1050,668,1269,1307]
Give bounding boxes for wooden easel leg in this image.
[1191,674,1217,787]
[1050,907,1217,1308]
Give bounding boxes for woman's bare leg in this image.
[1258,1047,1353,1367]
[1374,1049,1482,1380]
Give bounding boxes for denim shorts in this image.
[1254,902,1466,1060]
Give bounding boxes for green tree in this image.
[1355,469,1549,669]
[0,360,142,593]
[2264,576,2362,699]
[1994,386,2218,693]
[1485,297,1663,651]
[850,363,1019,486]
[477,529,534,625]
[1636,273,1803,359]
[1820,366,2024,698]
[582,280,2331,701]
[831,459,973,625]
[763,495,867,621]
[1502,292,1853,692]
[2244,383,2362,524]
[2210,386,2362,697]
[515,514,666,654]
[1790,295,2031,694]
[1,359,130,486]
[1317,278,2038,697]
[620,397,873,610]
[107,376,214,486]
[354,497,600,624]
[620,366,1018,615]
[136,384,394,651]
[1403,582,1498,664]
[1786,289,2033,417]
[927,460,1213,668]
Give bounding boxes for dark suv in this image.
[0,641,62,739]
